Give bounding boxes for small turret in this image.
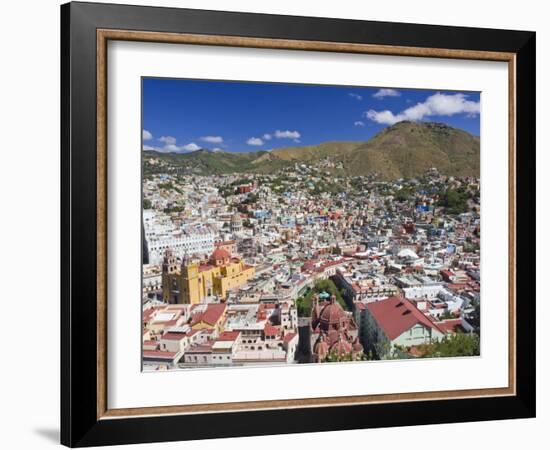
[162,248,177,274]
[311,294,320,322]
[180,251,190,270]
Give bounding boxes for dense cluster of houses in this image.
[142,164,480,369]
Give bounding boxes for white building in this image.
[362,296,445,358]
[403,283,443,300]
[143,211,217,264]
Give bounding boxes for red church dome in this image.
[313,333,329,362]
[329,335,352,357]
[210,247,230,263]
[352,337,364,353]
[318,296,346,330]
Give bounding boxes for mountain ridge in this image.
[143,121,480,179]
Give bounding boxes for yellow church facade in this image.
[162,247,255,304]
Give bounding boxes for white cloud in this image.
[163,144,181,152]
[211,147,223,153]
[182,142,201,152]
[348,93,363,101]
[249,129,301,145]
[150,136,202,152]
[274,130,301,139]
[365,92,480,126]
[247,137,264,146]
[354,121,365,127]
[365,110,402,125]
[200,135,223,144]
[373,88,401,99]
[142,129,153,141]
[159,135,177,145]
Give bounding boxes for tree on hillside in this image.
[420,333,480,358]
[438,188,470,214]
[295,279,347,317]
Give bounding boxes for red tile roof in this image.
[143,309,154,322]
[367,296,445,341]
[161,332,188,341]
[408,346,426,357]
[283,332,297,343]
[435,319,464,334]
[447,283,468,291]
[218,331,240,341]
[191,304,227,326]
[142,350,178,359]
[211,247,231,260]
[264,324,280,337]
[260,303,277,310]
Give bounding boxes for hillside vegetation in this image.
[143,121,480,179]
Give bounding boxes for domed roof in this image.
[210,247,230,261]
[397,248,419,259]
[329,335,352,356]
[313,334,329,359]
[319,298,346,326]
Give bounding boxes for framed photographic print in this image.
[61,1,536,447]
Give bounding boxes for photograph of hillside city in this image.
[141,78,481,371]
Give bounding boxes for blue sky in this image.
[142,78,480,153]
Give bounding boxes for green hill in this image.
[344,121,480,179]
[271,141,363,161]
[143,122,480,179]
